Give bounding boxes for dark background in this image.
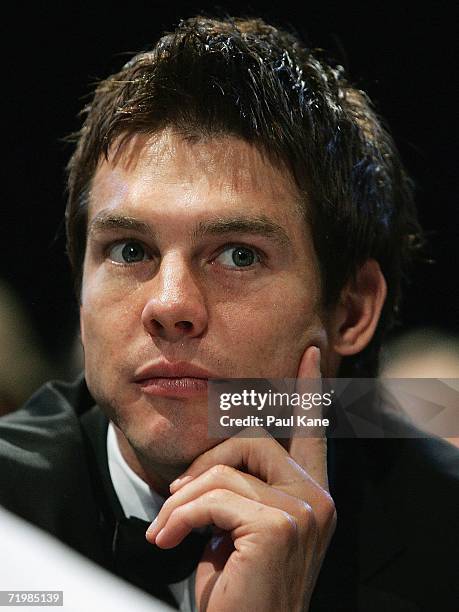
[3,1,458,368]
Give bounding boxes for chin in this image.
[130,417,219,467]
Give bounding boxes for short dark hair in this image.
[66,15,423,376]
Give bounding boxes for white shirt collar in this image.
[106,422,198,611]
[106,422,165,521]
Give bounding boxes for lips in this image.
[133,361,217,398]
[133,361,216,381]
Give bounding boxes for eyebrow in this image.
[192,216,292,247]
[88,213,153,238]
[88,211,292,248]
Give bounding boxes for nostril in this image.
[175,321,193,331]
[151,319,164,332]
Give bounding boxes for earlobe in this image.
[331,259,387,357]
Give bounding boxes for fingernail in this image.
[146,517,157,538]
[169,474,193,492]
[313,346,321,369]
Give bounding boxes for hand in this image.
[146,346,336,611]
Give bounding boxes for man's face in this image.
[80,129,330,470]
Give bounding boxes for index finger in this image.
[288,346,329,491]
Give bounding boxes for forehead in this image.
[89,129,306,231]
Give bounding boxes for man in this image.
[1,16,458,611]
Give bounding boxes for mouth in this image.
[137,377,209,398]
[133,361,216,399]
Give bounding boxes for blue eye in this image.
[215,246,260,268]
[108,241,149,264]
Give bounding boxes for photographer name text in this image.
[219,415,329,427]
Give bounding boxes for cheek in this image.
[216,286,322,377]
[80,279,140,367]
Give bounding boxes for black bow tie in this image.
[112,516,211,605]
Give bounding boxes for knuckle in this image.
[318,493,337,530]
[296,502,319,540]
[322,493,337,518]
[209,464,233,481]
[271,510,298,544]
[204,488,228,505]
[295,500,315,529]
[327,506,338,531]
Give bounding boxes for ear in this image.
[329,259,387,357]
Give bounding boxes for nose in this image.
[141,254,208,342]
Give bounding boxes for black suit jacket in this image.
[0,377,458,611]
